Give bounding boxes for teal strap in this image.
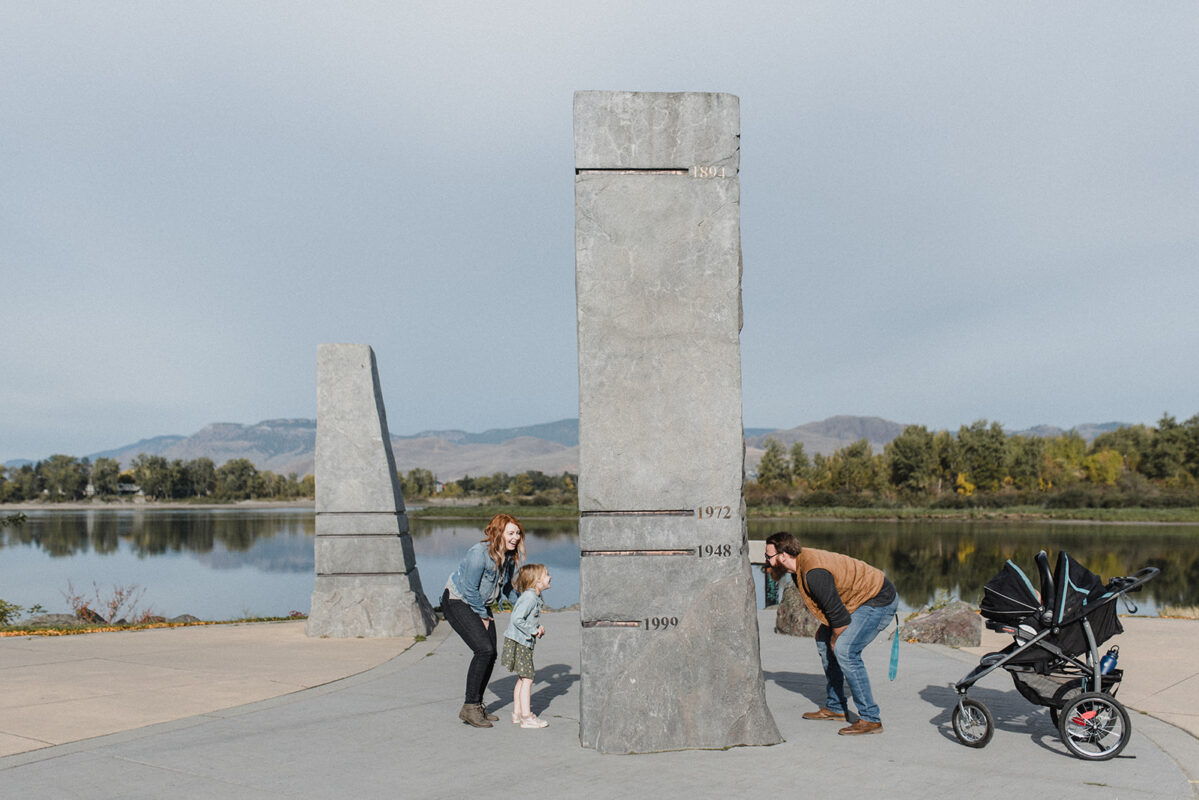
[889,613,900,681]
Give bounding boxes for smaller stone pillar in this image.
[307,343,436,638]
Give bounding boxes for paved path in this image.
[2,613,1197,799]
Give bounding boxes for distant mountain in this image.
[1011,422,1130,443]
[746,415,908,456]
[60,415,1138,483]
[399,418,579,448]
[88,434,187,464]
[86,421,313,477]
[82,418,579,481]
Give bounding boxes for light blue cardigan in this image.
[503,589,544,647]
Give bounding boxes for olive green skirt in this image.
[501,636,535,679]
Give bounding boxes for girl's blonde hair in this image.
[483,513,525,570]
[515,563,548,594]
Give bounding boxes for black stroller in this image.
[951,549,1158,760]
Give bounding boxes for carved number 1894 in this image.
[691,165,726,179]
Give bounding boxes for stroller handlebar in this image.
[1108,566,1160,594]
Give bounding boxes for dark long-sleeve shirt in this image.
[803,568,896,629]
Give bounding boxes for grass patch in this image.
[0,614,307,638]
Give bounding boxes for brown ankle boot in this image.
[459,703,493,728]
[477,704,498,721]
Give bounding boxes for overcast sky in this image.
[3,2,1197,462]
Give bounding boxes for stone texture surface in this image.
[575,90,778,753]
[574,91,740,171]
[898,600,982,647]
[774,576,821,638]
[307,344,435,639]
[575,173,743,511]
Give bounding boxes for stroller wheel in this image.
[1057,692,1131,761]
[1049,677,1086,730]
[952,698,994,748]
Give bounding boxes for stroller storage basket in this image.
[1010,667,1122,709]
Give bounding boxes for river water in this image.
[2,508,1197,621]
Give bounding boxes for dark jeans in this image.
[441,589,497,705]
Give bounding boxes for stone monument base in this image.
[307,575,436,638]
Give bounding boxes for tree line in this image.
[0,454,314,503]
[749,413,1199,508]
[0,453,578,507]
[399,468,578,506]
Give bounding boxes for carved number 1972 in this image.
[697,505,732,519]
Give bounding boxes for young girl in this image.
[501,563,551,728]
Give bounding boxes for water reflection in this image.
[3,510,1198,620]
[748,520,1199,611]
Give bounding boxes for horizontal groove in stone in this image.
[313,533,404,538]
[316,511,407,516]
[315,571,413,577]
[575,168,690,175]
[581,620,642,628]
[579,509,693,517]
[580,549,694,557]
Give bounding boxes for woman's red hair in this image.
[483,513,525,570]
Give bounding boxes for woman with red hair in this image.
[441,513,526,727]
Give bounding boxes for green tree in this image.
[5,464,41,500]
[932,430,956,494]
[131,454,170,499]
[756,438,790,487]
[511,473,535,495]
[1043,432,1087,488]
[40,454,89,500]
[1082,449,1123,485]
[954,420,1007,492]
[885,425,937,494]
[1142,415,1187,483]
[1004,436,1045,491]
[216,458,259,500]
[188,458,217,497]
[830,439,877,493]
[90,457,121,496]
[789,442,811,484]
[1092,425,1152,474]
[400,468,436,498]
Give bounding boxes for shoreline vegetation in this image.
[5,413,1199,520]
[6,498,1199,523]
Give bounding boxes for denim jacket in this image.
[504,589,544,647]
[449,542,517,619]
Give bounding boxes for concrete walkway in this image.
[2,612,1197,799]
[0,622,411,756]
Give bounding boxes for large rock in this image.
[575,91,779,753]
[307,344,436,639]
[898,600,982,647]
[774,576,821,638]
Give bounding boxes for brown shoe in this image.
[477,704,499,722]
[459,703,493,728]
[802,707,848,721]
[838,719,882,735]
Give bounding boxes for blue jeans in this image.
[814,597,898,723]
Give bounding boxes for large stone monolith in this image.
[574,90,780,753]
[307,343,436,638]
